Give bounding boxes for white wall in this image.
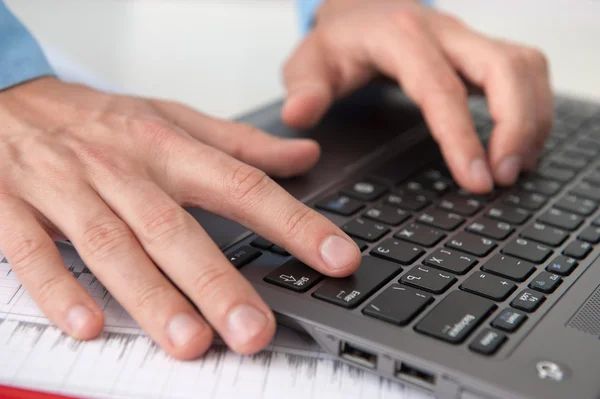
[7,0,600,119]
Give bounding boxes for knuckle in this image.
[389,8,424,34]
[498,47,528,75]
[190,265,232,301]
[281,206,316,242]
[4,236,47,269]
[133,283,173,312]
[139,203,191,247]
[135,118,180,148]
[225,163,272,204]
[429,73,467,100]
[35,273,71,306]
[80,216,134,260]
[522,47,549,73]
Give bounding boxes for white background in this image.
[7,0,600,119]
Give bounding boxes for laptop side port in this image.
[395,361,436,388]
[339,341,378,369]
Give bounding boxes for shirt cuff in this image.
[0,1,54,91]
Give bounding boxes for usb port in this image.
[339,341,378,369]
[395,361,436,388]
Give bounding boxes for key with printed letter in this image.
[511,289,546,312]
[370,239,425,265]
[394,223,446,247]
[401,265,457,294]
[491,308,527,332]
[466,217,514,240]
[469,329,507,355]
[417,209,465,231]
[502,238,552,264]
[520,223,568,247]
[538,208,583,231]
[446,232,497,257]
[316,195,364,216]
[342,218,390,242]
[481,254,535,282]
[415,291,497,344]
[363,284,433,326]
[487,205,530,225]
[423,248,477,275]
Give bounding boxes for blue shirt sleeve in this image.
[0,1,54,91]
[297,0,433,33]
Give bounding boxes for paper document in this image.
[0,246,431,399]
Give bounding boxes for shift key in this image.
[313,256,403,308]
[415,291,497,344]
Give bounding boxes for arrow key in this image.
[264,258,323,293]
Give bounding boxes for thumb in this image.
[282,34,337,129]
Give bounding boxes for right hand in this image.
[0,77,361,359]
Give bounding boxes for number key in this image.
[467,217,514,240]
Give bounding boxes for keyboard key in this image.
[555,194,597,216]
[363,205,410,226]
[423,248,477,275]
[538,208,583,231]
[352,238,369,252]
[571,182,600,201]
[313,256,402,308]
[520,223,568,247]
[549,154,588,170]
[402,181,437,199]
[370,239,425,265]
[482,254,536,282]
[460,272,517,301]
[385,190,430,211]
[271,245,290,256]
[342,218,390,242]
[363,284,433,326]
[264,258,323,292]
[562,240,592,259]
[469,329,507,355]
[446,232,497,257]
[226,246,262,269]
[400,265,457,294]
[340,181,388,202]
[529,271,563,294]
[520,177,561,196]
[491,309,527,332]
[502,238,552,264]
[467,217,514,240]
[438,193,482,216]
[578,226,600,244]
[546,255,578,276]
[316,195,364,216]
[394,223,446,247]
[417,209,465,231]
[536,165,575,182]
[415,291,497,344]
[593,216,600,227]
[408,175,453,196]
[251,236,273,250]
[503,191,547,211]
[584,170,600,186]
[487,205,530,225]
[511,289,546,313]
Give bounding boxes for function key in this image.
[340,181,388,202]
[487,205,530,225]
[370,239,425,265]
[362,284,433,326]
[491,309,528,333]
[342,218,390,242]
[264,258,323,292]
[571,182,600,202]
[538,208,583,231]
[460,272,517,301]
[250,236,273,250]
[400,265,457,294]
[481,254,535,282]
[415,291,497,344]
[520,223,568,247]
[363,205,409,226]
[555,194,597,216]
[312,256,402,308]
[395,223,446,247]
[438,193,483,216]
[466,217,514,240]
[502,238,552,264]
[578,226,600,244]
[226,246,262,269]
[503,191,547,211]
[562,240,592,260]
[511,289,546,313]
[385,190,430,211]
[316,195,364,216]
[469,329,507,356]
[417,209,465,231]
[446,232,497,257]
[546,255,578,276]
[423,248,477,275]
[520,177,561,196]
[529,271,563,294]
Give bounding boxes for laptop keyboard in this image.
[227,96,600,358]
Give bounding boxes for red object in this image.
[0,385,78,399]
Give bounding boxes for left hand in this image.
[281,0,553,193]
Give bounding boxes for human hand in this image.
[283,0,553,193]
[0,78,361,359]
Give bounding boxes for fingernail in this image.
[67,305,94,335]
[496,155,522,185]
[227,305,268,346]
[320,235,359,271]
[470,158,494,191]
[167,313,205,347]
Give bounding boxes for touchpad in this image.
[566,284,600,337]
